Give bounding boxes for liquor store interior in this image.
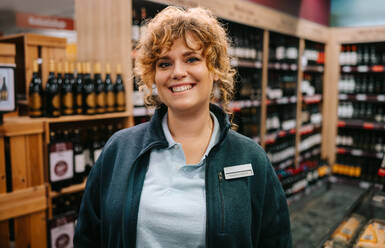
[1,0,385,247]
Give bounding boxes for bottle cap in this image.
[33,60,39,73]
[76,62,82,74]
[106,63,111,74]
[64,61,69,74]
[94,62,101,74]
[49,60,55,72]
[70,62,75,73]
[116,64,122,74]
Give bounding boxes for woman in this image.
[74,6,292,248]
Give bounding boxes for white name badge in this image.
[224,163,254,180]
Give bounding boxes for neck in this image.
[167,105,212,142]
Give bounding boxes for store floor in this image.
[289,181,368,247]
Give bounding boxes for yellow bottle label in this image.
[52,95,60,109]
[77,94,82,107]
[86,93,95,107]
[63,93,73,115]
[107,92,115,112]
[30,92,42,110]
[116,92,126,111]
[97,92,106,107]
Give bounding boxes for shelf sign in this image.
[372,65,384,72]
[363,122,374,129]
[16,12,74,30]
[337,121,346,127]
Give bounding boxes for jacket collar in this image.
[143,103,231,149]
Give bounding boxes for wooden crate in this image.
[0,33,67,114]
[0,117,47,248]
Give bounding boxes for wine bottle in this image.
[105,63,115,113]
[114,64,126,112]
[94,63,106,114]
[61,62,74,115]
[132,8,140,43]
[82,62,96,115]
[72,128,86,184]
[74,62,83,115]
[29,60,44,118]
[56,62,63,89]
[0,77,8,101]
[46,60,61,117]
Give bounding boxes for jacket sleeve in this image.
[73,155,102,248]
[258,155,292,248]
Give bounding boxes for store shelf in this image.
[337,119,385,130]
[230,58,262,68]
[266,96,297,105]
[339,93,385,102]
[302,64,324,72]
[228,99,261,112]
[46,112,131,123]
[299,123,322,136]
[337,147,384,159]
[303,94,322,104]
[299,146,321,162]
[49,180,87,198]
[265,128,296,144]
[341,65,385,73]
[268,62,298,71]
[275,158,295,170]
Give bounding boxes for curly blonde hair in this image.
[134,6,236,113]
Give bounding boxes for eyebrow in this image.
[157,51,201,60]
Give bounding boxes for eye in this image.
[157,62,171,68]
[186,57,200,63]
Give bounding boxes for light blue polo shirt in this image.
[136,112,220,248]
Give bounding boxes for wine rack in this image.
[335,41,385,183]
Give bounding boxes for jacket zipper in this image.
[218,171,225,233]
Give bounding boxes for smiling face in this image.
[154,34,218,115]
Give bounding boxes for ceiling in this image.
[0,0,74,18]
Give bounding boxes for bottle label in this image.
[75,153,86,173]
[107,92,115,111]
[96,92,106,107]
[86,93,96,108]
[52,95,60,109]
[76,94,82,107]
[94,148,102,162]
[116,92,126,106]
[49,142,74,182]
[30,92,42,110]
[286,47,298,60]
[63,93,73,114]
[50,217,75,248]
[132,25,140,41]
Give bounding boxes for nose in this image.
[172,60,187,80]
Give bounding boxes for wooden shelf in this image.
[46,111,131,124]
[0,185,47,221]
[49,180,87,198]
[339,94,385,102]
[337,147,384,159]
[337,119,385,130]
[229,100,261,112]
[341,65,385,73]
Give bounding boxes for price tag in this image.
[342,66,352,73]
[255,61,262,68]
[356,94,367,101]
[290,64,297,71]
[351,149,363,156]
[339,94,348,100]
[377,95,385,102]
[277,97,289,104]
[357,65,369,72]
[290,96,297,103]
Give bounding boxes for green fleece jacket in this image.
[74,104,292,248]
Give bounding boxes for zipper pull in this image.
[218,171,223,181]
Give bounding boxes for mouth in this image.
[169,83,196,93]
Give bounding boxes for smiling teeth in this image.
[172,85,192,92]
